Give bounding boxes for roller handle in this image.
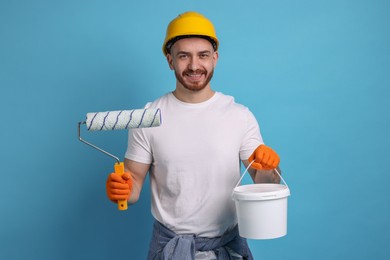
[114,162,128,211]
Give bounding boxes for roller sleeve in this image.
[86,108,161,131]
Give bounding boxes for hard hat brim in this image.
[164,35,218,55]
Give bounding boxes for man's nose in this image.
[188,57,200,71]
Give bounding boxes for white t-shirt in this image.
[125,92,263,237]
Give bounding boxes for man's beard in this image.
[175,68,214,92]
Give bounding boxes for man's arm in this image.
[124,158,150,204]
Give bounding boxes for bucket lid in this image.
[232,183,290,201]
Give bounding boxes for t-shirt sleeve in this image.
[239,108,264,161]
[125,128,153,164]
[124,102,154,164]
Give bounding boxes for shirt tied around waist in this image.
[147,220,253,260]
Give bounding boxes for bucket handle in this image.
[235,160,289,189]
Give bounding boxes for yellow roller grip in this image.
[114,162,128,210]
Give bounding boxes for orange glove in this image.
[248,144,280,170]
[106,172,133,203]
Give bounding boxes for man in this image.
[106,11,281,259]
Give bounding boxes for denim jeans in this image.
[147,220,253,260]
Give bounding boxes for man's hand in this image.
[248,144,280,170]
[106,172,133,203]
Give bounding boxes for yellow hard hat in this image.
[162,11,219,56]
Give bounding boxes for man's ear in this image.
[213,51,219,68]
[166,54,174,70]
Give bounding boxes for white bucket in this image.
[232,162,290,239]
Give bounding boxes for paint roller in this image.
[78,108,162,210]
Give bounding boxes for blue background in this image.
[1,0,389,259]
